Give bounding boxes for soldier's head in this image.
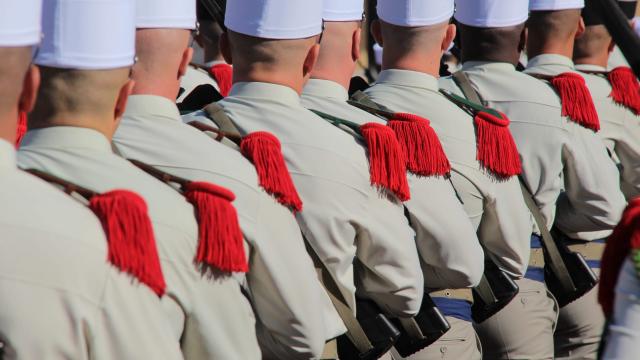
[573,0,637,66]
[309,0,365,89]
[370,0,456,76]
[454,0,529,65]
[131,0,196,100]
[0,0,42,144]
[194,0,226,63]
[220,0,322,94]
[29,0,136,140]
[527,1,586,59]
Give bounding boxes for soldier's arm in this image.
[617,113,640,198]
[555,123,626,234]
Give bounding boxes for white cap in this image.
[529,0,584,10]
[323,0,363,22]
[377,0,454,27]
[225,0,322,39]
[0,0,42,46]
[36,0,136,70]
[455,0,529,27]
[136,0,196,29]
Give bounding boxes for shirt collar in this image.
[0,139,16,170]
[376,69,439,92]
[461,61,516,72]
[229,82,301,105]
[124,95,181,123]
[575,63,608,72]
[527,54,575,70]
[20,127,113,154]
[204,60,228,68]
[303,79,349,101]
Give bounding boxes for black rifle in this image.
[337,298,401,360]
[471,258,519,323]
[392,294,451,357]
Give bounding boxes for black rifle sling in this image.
[519,180,576,293]
[202,102,375,354]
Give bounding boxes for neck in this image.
[233,66,305,94]
[203,50,224,65]
[462,51,519,66]
[131,72,180,101]
[527,38,575,60]
[29,113,115,141]
[573,51,609,68]
[310,58,354,90]
[0,109,18,145]
[382,52,440,77]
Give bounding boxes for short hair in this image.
[527,9,582,45]
[573,24,611,59]
[0,47,32,115]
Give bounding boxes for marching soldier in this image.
[441,0,626,358]
[0,0,182,359]
[17,0,262,358]
[525,1,627,358]
[112,0,342,358]
[365,0,533,358]
[574,0,640,200]
[185,0,431,354]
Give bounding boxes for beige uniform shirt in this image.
[185,82,424,318]
[18,127,261,360]
[439,59,625,240]
[364,71,532,277]
[114,95,342,359]
[301,78,484,287]
[575,63,640,200]
[0,139,182,360]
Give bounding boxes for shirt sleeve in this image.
[555,122,626,235]
[404,174,484,288]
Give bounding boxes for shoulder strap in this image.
[453,71,483,104]
[309,109,363,138]
[203,103,243,139]
[23,168,97,201]
[518,179,576,293]
[349,91,395,114]
[303,237,374,354]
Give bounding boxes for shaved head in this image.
[527,9,584,58]
[0,47,32,115]
[573,24,612,64]
[459,23,526,65]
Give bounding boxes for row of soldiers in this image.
[1,0,640,359]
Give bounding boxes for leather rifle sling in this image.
[453,71,576,293]
[518,180,576,293]
[202,102,375,354]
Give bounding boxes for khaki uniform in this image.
[575,63,640,200]
[113,95,343,359]
[364,70,534,359]
[185,81,425,319]
[18,127,262,360]
[301,78,486,359]
[0,139,182,360]
[440,58,624,359]
[608,46,629,70]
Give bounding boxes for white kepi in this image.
[0,0,42,46]
[377,0,455,27]
[225,0,323,39]
[323,0,363,22]
[36,0,136,70]
[455,0,529,27]
[529,0,584,10]
[136,0,196,29]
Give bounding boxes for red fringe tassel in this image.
[551,72,600,132]
[474,111,522,178]
[185,181,248,273]
[15,111,27,148]
[209,63,233,97]
[360,122,411,201]
[387,113,451,177]
[89,190,166,296]
[608,67,640,115]
[240,131,303,212]
[599,198,640,317]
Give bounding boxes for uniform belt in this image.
[429,288,474,303]
[320,339,337,359]
[566,241,605,261]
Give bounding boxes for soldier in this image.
[365,0,533,358]
[574,0,640,200]
[440,0,626,358]
[17,0,262,358]
[186,0,428,350]
[0,1,182,359]
[112,0,342,358]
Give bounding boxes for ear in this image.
[114,79,135,122]
[441,23,457,53]
[303,43,320,77]
[194,33,205,48]
[607,38,616,53]
[220,31,233,65]
[576,16,586,38]
[518,27,528,53]
[352,27,362,62]
[178,47,194,79]
[18,65,40,113]
[371,19,383,46]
